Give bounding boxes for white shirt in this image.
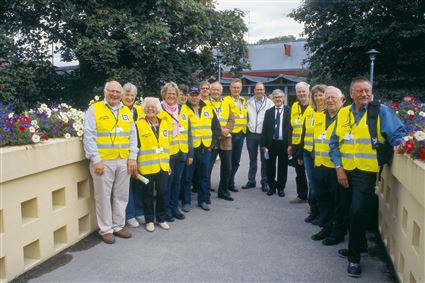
[247,96,274,133]
[274,106,284,140]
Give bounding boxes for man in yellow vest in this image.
[330,77,406,277]
[83,81,138,244]
[223,78,248,193]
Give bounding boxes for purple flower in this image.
[3,127,10,132]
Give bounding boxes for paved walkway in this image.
[15,146,396,282]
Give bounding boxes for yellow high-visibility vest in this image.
[335,105,384,173]
[205,98,231,128]
[223,96,248,134]
[93,101,133,160]
[304,108,315,152]
[313,111,336,168]
[162,106,190,155]
[181,104,214,148]
[134,104,145,120]
[291,102,313,145]
[136,117,170,175]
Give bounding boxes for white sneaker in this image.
[136,215,146,224]
[126,218,139,228]
[145,222,155,232]
[158,222,170,230]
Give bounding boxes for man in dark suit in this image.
[261,89,291,197]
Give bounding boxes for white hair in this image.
[325,86,344,98]
[295,81,310,92]
[103,81,123,93]
[142,97,162,113]
[210,81,223,91]
[123,82,138,95]
[271,88,286,99]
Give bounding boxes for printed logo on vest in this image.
[162,129,168,137]
[181,114,186,121]
[203,111,210,118]
[121,114,130,121]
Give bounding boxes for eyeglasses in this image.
[106,89,121,94]
[325,96,339,101]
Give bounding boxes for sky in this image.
[216,0,304,44]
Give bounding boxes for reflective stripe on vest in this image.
[163,107,190,155]
[93,101,133,160]
[223,96,248,134]
[290,102,313,145]
[303,109,315,151]
[313,111,335,168]
[181,105,213,148]
[206,99,231,129]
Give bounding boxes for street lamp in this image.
[366,49,380,90]
[213,49,223,83]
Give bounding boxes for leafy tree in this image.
[290,0,425,100]
[1,0,248,109]
[256,35,296,44]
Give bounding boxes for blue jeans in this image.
[303,150,317,214]
[183,147,211,205]
[125,178,144,220]
[229,132,245,189]
[167,152,187,213]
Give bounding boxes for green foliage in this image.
[256,35,296,44]
[290,0,425,100]
[1,0,248,108]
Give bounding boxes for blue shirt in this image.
[329,103,407,167]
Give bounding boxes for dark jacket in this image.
[261,105,291,149]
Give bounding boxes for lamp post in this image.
[366,49,380,90]
[214,50,223,83]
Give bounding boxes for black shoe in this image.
[206,198,211,204]
[172,210,186,220]
[304,214,316,223]
[347,262,362,278]
[165,214,175,222]
[322,237,344,246]
[209,188,215,192]
[311,228,331,241]
[198,202,210,211]
[266,188,276,196]
[311,218,320,226]
[228,186,238,192]
[218,194,234,201]
[261,184,268,192]
[277,190,285,197]
[338,249,368,259]
[242,182,256,189]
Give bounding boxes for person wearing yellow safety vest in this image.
[223,78,248,193]
[288,82,311,204]
[83,81,138,244]
[310,86,345,246]
[181,87,221,211]
[160,82,194,222]
[121,83,146,229]
[303,84,326,225]
[329,77,406,278]
[205,81,235,201]
[134,97,172,232]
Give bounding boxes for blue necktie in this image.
[274,108,281,139]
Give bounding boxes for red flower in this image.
[411,98,417,103]
[17,118,22,123]
[23,116,30,123]
[405,140,415,154]
[43,135,49,141]
[18,125,26,132]
[403,96,412,102]
[420,153,425,161]
[409,114,414,119]
[391,103,400,109]
[413,106,419,111]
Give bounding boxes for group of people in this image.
[83,76,406,278]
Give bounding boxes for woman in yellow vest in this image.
[311,86,345,245]
[303,84,326,224]
[135,97,172,232]
[180,87,221,211]
[122,83,146,228]
[160,82,193,221]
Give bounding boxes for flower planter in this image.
[0,138,97,282]
[378,154,424,283]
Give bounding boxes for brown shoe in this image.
[114,229,132,239]
[289,196,306,204]
[101,233,115,244]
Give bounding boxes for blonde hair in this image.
[160,82,180,98]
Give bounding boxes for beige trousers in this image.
[90,158,130,235]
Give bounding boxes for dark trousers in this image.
[266,140,288,192]
[346,169,377,263]
[246,131,267,185]
[313,165,339,230]
[183,146,211,205]
[167,152,187,213]
[294,160,308,200]
[229,132,245,189]
[141,171,168,223]
[304,151,318,215]
[125,178,144,220]
[209,148,232,197]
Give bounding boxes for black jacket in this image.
[261,105,291,149]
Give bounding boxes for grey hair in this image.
[255,82,265,89]
[325,86,344,98]
[295,81,310,92]
[349,76,372,93]
[103,81,123,93]
[271,89,286,99]
[210,81,223,91]
[123,82,138,95]
[142,97,162,113]
[161,82,180,98]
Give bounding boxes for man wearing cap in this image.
[181,87,221,210]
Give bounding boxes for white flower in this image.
[65,133,71,139]
[60,103,69,108]
[29,126,36,133]
[395,111,399,115]
[414,131,425,141]
[8,112,14,118]
[77,130,84,137]
[31,120,38,126]
[419,111,425,117]
[62,116,69,123]
[28,109,34,114]
[94,95,100,101]
[407,110,414,115]
[52,108,58,112]
[32,134,41,143]
[89,100,94,105]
